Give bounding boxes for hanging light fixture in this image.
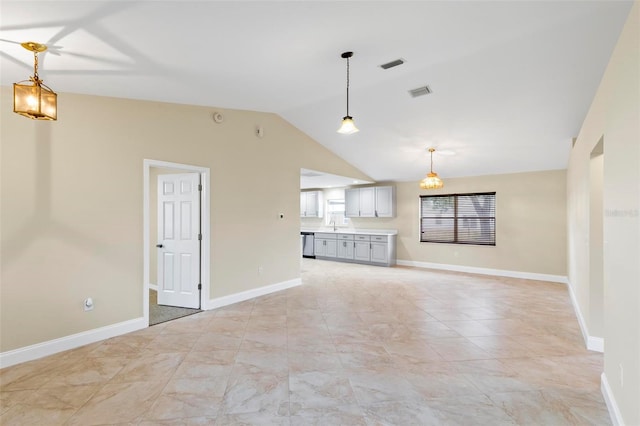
[420,148,444,189]
[13,41,57,121]
[337,51,359,134]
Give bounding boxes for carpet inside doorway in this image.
[149,289,201,326]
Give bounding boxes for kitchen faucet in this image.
[330,218,337,231]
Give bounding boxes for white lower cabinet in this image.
[354,241,371,262]
[370,242,388,264]
[354,235,371,262]
[336,234,354,260]
[314,233,337,258]
[314,232,396,267]
[370,235,389,264]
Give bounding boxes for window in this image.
[420,192,496,245]
[325,199,349,227]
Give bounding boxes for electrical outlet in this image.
[258,266,263,274]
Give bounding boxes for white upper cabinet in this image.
[374,186,395,217]
[345,188,360,217]
[345,186,395,218]
[300,191,323,217]
[359,187,376,217]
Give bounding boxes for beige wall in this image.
[345,171,567,276]
[588,151,604,338]
[0,90,370,352]
[567,1,639,423]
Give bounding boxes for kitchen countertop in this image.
[301,228,398,236]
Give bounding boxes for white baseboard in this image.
[205,278,301,310]
[1,278,302,369]
[587,335,605,353]
[396,260,568,283]
[601,372,624,426]
[398,260,606,352]
[149,283,158,291]
[566,280,605,353]
[0,317,147,369]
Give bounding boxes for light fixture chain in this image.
[346,56,350,116]
[337,51,358,134]
[430,149,434,173]
[33,51,39,81]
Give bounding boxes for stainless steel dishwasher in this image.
[301,232,315,258]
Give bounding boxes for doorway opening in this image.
[143,159,211,326]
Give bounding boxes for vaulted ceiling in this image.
[1,1,633,183]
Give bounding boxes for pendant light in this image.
[337,51,359,134]
[13,41,57,121]
[420,148,444,189]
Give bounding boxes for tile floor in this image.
[0,260,611,425]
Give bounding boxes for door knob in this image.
[156,244,163,248]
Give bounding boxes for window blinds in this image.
[420,192,496,245]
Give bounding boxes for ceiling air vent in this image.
[409,85,432,98]
[380,58,405,69]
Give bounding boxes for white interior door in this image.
[157,173,201,308]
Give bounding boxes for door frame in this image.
[143,159,211,326]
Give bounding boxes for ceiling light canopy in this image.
[13,41,57,121]
[337,51,359,135]
[420,148,444,189]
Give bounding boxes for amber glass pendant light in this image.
[13,41,57,121]
[420,148,444,189]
